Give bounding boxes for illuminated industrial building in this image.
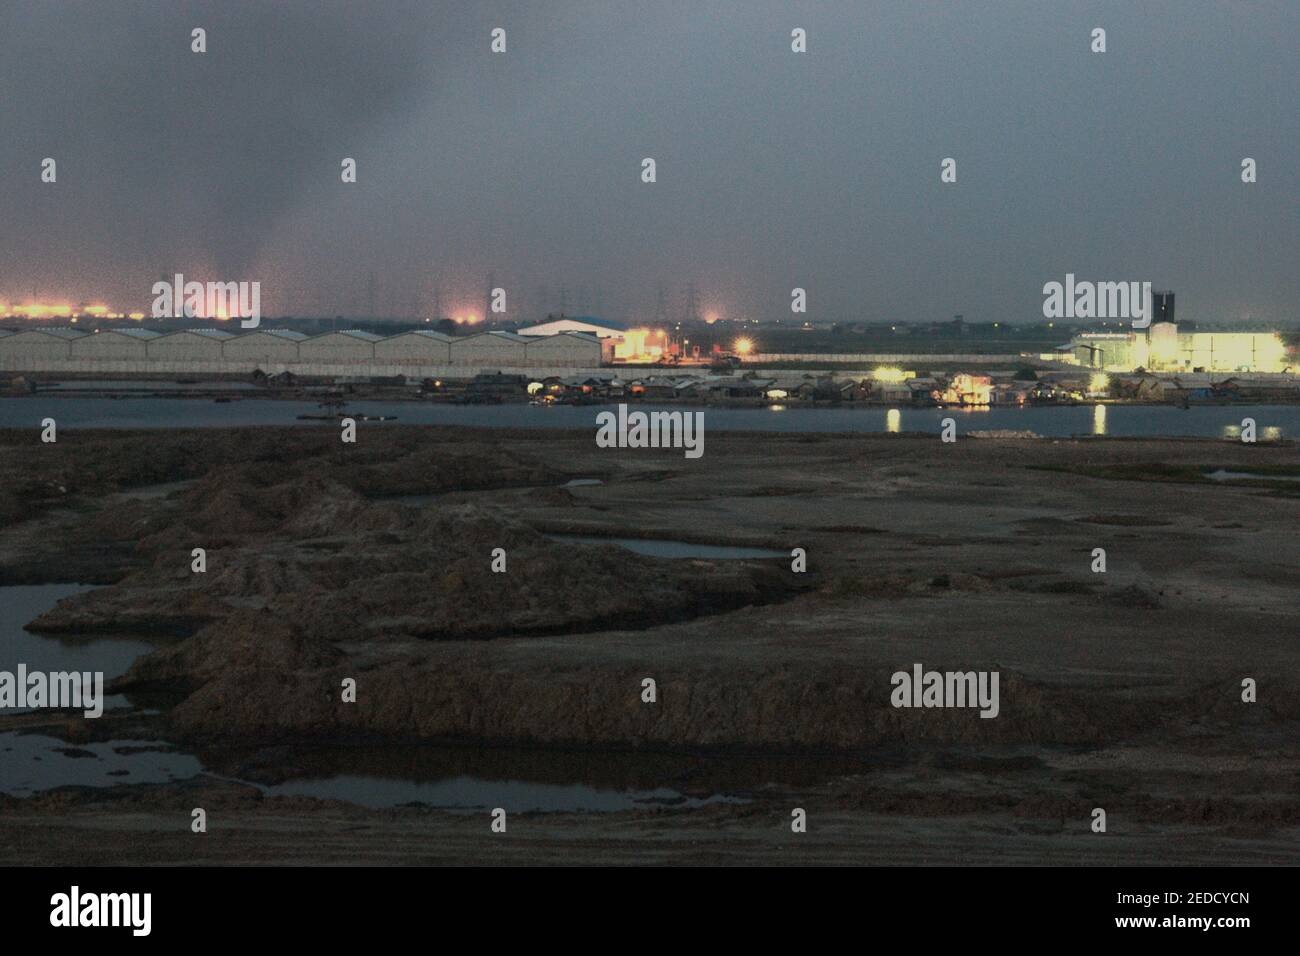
[939,373,993,406]
[516,316,667,361]
[1069,322,1289,373]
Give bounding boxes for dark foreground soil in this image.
[1,425,1296,864]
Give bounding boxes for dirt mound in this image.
[32,473,801,643]
[115,610,346,693]
[344,446,564,497]
[151,658,1151,752]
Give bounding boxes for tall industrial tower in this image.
[1151,290,1175,325]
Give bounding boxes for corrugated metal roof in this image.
[396,330,453,342]
[163,328,235,340]
[258,329,307,341]
[305,329,382,342]
[103,328,162,339]
[562,316,626,331]
[526,330,603,345]
[21,327,88,339]
[457,331,528,344]
[516,317,626,335]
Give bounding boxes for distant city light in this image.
[1,301,138,320]
[733,336,754,356]
[872,367,907,383]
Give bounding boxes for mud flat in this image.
[0,425,1297,864]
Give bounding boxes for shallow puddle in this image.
[1204,469,1300,483]
[0,734,202,795]
[549,535,785,559]
[221,743,853,812]
[1,584,156,713]
[115,480,198,500]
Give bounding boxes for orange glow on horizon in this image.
[3,300,127,319]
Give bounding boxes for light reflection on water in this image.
[1092,403,1107,436]
[1221,423,1282,441]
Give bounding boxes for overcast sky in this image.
[1,1,1295,324]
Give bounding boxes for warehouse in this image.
[221,329,306,364]
[1174,332,1288,373]
[298,329,382,364]
[449,330,529,367]
[1069,324,1289,373]
[0,325,615,374]
[0,327,87,365]
[517,315,626,340]
[524,331,611,367]
[147,328,235,362]
[373,329,452,365]
[69,327,161,360]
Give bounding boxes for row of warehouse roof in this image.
[0,327,613,367]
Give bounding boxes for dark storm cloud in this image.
[0,1,1295,323]
[0,0,447,304]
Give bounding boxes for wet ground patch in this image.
[547,534,786,560]
[1075,513,1175,526]
[1031,460,1300,495]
